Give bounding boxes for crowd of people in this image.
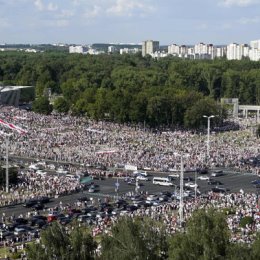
[0,105,260,256]
[0,105,259,175]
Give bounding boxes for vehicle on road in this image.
[211,170,223,177]
[197,175,210,181]
[133,170,148,177]
[184,182,198,188]
[136,175,149,181]
[211,187,227,193]
[208,180,223,185]
[152,177,173,186]
[168,173,179,179]
[251,179,260,186]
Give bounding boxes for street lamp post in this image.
[203,115,215,163]
[174,152,189,227]
[5,134,9,193]
[0,131,11,193]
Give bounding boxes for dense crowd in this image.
[0,105,259,175]
[0,105,260,256]
[89,191,260,244]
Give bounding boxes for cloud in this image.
[84,5,101,18]
[33,0,58,11]
[239,16,260,24]
[0,18,11,28]
[43,19,69,27]
[57,9,75,19]
[106,0,155,17]
[220,0,260,7]
[196,23,208,30]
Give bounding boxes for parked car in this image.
[208,180,223,185]
[136,175,149,181]
[23,199,38,208]
[197,175,210,181]
[184,182,198,188]
[211,170,223,177]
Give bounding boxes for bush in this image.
[239,216,254,228]
[222,208,236,215]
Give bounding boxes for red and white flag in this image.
[0,118,27,134]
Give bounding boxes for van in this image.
[211,170,223,177]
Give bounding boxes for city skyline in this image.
[0,0,260,45]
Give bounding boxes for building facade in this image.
[142,40,159,56]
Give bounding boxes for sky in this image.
[0,0,260,45]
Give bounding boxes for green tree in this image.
[32,96,53,115]
[0,166,18,186]
[168,209,230,260]
[257,124,260,138]
[26,222,97,260]
[100,217,168,260]
[184,97,223,129]
[53,96,70,113]
[226,243,253,260]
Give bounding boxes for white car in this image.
[56,167,68,174]
[133,170,148,177]
[36,169,47,177]
[197,175,210,181]
[136,175,149,181]
[184,182,198,188]
[29,164,40,170]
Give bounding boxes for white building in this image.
[142,40,159,56]
[227,43,250,60]
[87,48,105,55]
[108,46,117,53]
[69,45,84,54]
[120,48,140,54]
[249,48,260,61]
[168,44,180,55]
[250,39,260,50]
[151,51,168,59]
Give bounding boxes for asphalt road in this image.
[1,169,259,218]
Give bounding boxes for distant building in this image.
[69,45,87,54]
[108,46,117,53]
[168,44,180,55]
[0,86,34,107]
[249,48,260,61]
[250,39,260,50]
[142,40,159,56]
[120,48,140,54]
[87,48,105,55]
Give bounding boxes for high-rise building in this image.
[69,45,84,54]
[168,44,180,55]
[250,39,260,50]
[142,40,159,56]
[227,43,250,60]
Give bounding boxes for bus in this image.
[152,177,173,186]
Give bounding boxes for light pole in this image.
[174,152,189,227]
[203,115,215,163]
[0,131,11,193]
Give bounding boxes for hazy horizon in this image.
[0,0,260,45]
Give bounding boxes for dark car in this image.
[251,180,260,186]
[208,180,223,185]
[211,187,227,193]
[37,196,50,204]
[183,177,193,181]
[32,202,45,210]
[14,218,28,225]
[197,168,208,174]
[23,199,38,208]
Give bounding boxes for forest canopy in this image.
[0,52,259,128]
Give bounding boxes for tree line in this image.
[0,52,260,128]
[24,209,260,260]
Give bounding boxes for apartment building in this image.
[142,40,159,56]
